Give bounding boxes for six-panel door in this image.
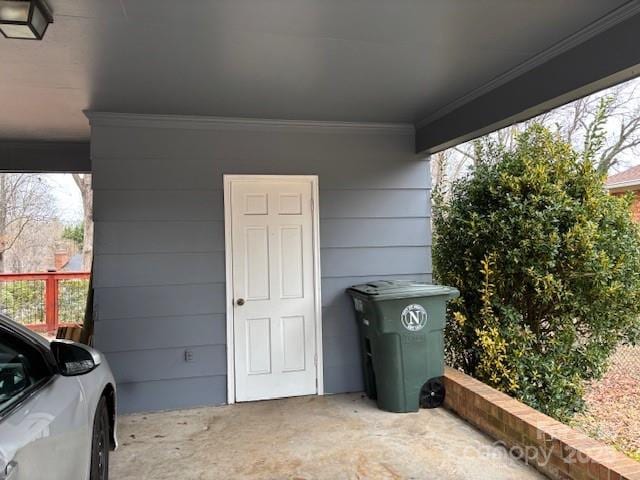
[230,178,318,401]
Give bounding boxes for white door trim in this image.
[223,174,323,404]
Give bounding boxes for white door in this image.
[228,177,319,402]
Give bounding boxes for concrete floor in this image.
[111,393,545,480]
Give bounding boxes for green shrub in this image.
[62,223,84,247]
[0,281,45,324]
[433,124,640,421]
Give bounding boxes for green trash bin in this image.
[347,280,459,413]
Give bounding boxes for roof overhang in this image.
[2,2,640,171]
[0,141,90,172]
[416,6,640,154]
[606,180,640,193]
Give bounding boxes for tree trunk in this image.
[431,152,447,192]
[72,174,93,271]
[0,175,6,273]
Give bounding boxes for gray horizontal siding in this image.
[107,344,226,384]
[91,118,431,412]
[94,221,224,254]
[95,314,225,353]
[117,376,227,414]
[93,190,224,222]
[321,246,431,278]
[94,188,429,222]
[91,127,414,160]
[93,252,225,288]
[92,159,428,191]
[323,366,364,395]
[321,218,430,248]
[95,218,427,253]
[91,127,428,190]
[322,307,360,339]
[319,189,430,218]
[323,334,362,369]
[95,283,226,319]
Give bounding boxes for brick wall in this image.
[611,190,640,222]
[443,368,640,480]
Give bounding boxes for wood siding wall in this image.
[89,116,432,413]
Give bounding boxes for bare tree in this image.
[5,220,68,273]
[593,87,640,172]
[437,77,640,192]
[0,174,56,272]
[544,83,640,172]
[431,151,448,194]
[431,149,471,202]
[72,174,93,270]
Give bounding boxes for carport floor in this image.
[111,393,545,480]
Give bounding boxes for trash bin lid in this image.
[347,280,459,301]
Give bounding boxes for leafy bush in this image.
[0,280,45,324]
[0,279,88,326]
[58,279,89,323]
[433,124,640,421]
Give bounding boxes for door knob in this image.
[236,298,245,306]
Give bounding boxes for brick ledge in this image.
[443,367,640,480]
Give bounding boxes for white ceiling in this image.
[0,0,630,141]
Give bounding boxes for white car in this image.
[0,314,116,480]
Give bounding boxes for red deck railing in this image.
[0,272,90,335]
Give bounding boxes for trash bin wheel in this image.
[420,378,445,408]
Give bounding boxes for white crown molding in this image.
[417,0,640,128]
[84,111,415,135]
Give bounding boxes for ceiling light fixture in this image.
[0,0,52,40]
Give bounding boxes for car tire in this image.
[90,396,110,480]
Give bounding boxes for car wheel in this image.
[90,396,110,480]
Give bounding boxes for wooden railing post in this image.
[45,275,59,333]
[0,271,90,334]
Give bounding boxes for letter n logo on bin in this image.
[401,304,428,332]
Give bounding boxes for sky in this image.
[583,76,640,173]
[44,173,83,224]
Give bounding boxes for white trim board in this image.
[84,111,414,135]
[224,174,324,404]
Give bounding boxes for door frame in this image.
[223,174,324,404]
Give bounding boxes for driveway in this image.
[112,393,544,480]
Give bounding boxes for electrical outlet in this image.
[184,349,194,362]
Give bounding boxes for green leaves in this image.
[62,223,84,247]
[435,124,640,422]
